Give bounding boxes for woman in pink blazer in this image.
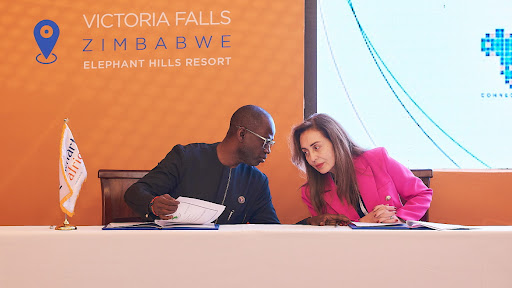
[291,114,432,225]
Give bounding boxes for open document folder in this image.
[103,197,225,230]
[348,220,474,230]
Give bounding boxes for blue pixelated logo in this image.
[481,29,512,89]
[33,20,60,64]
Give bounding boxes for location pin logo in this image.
[34,20,60,64]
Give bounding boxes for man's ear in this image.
[237,128,245,142]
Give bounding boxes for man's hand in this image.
[152,194,180,219]
[308,214,351,226]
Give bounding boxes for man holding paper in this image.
[124,105,280,224]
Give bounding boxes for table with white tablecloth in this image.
[1,224,511,288]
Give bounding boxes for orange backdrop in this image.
[2,1,510,227]
[0,0,310,225]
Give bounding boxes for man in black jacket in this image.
[124,105,280,224]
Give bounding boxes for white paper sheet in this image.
[406,220,473,231]
[155,197,225,226]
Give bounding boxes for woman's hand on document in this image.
[359,205,399,223]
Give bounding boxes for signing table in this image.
[1,225,511,288]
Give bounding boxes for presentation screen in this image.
[317,0,511,169]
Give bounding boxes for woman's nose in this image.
[308,151,317,163]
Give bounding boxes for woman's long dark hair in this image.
[291,114,365,214]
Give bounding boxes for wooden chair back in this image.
[98,169,149,225]
[410,169,433,221]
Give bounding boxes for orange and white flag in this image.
[59,122,87,217]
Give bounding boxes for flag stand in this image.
[55,214,77,230]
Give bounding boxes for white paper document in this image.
[350,221,475,230]
[155,197,225,226]
[405,220,473,231]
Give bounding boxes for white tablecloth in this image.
[1,225,511,288]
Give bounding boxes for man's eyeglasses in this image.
[237,126,275,149]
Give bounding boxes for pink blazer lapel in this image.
[322,176,360,220]
[354,156,379,212]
